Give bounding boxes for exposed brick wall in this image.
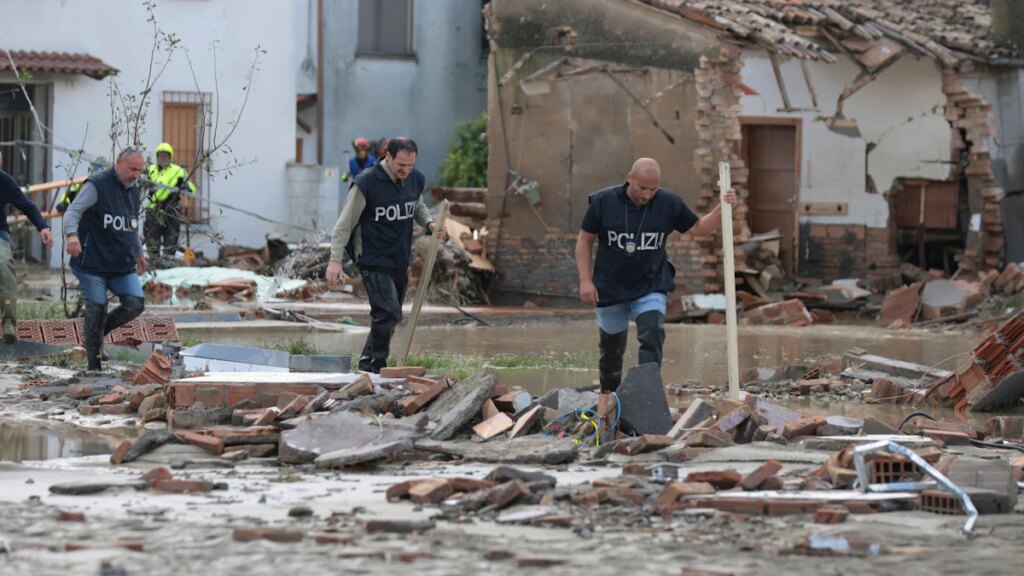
[487,226,711,303]
[799,223,902,289]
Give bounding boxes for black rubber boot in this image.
[636,311,666,367]
[598,329,628,393]
[83,301,107,371]
[104,295,145,336]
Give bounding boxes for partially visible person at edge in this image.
[57,157,109,214]
[0,151,54,344]
[63,146,148,371]
[144,142,196,262]
[575,157,737,393]
[325,137,446,374]
[375,137,389,162]
[343,137,376,182]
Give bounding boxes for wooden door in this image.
[743,123,799,273]
[162,103,204,222]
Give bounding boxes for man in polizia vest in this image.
[144,142,195,261]
[63,146,148,371]
[325,137,446,374]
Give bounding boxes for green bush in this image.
[437,113,488,188]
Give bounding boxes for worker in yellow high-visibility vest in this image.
[144,142,195,261]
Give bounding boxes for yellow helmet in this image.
[156,142,174,157]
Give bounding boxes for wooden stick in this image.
[20,176,87,195]
[719,162,741,401]
[397,200,450,365]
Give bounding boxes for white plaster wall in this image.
[0,0,297,263]
[740,50,950,228]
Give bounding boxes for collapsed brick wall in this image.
[693,46,747,293]
[798,224,901,290]
[943,71,1005,273]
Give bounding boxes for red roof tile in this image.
[0,50,118,80]
[641,0,1016,66]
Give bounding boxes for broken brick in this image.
[65,540,143,552]
[97,393,124,406]
[656,482,716,515]
[472,412,514,440]
[766,500,821,516]
[57,511,86,522]
[152,479,215,493]
[278,396,309,419]
[684,470,742,490]
[622,463,649,476]
[484,549,514,561]
[686,428,736,448]
[140,467,173,485]
[136,392,166,416]
[517,556,568,568]
[715,406,752,433]
[364,519,435,534]
[253,407,280,426]
[98,405,129,415]
[759,476,785,491]
[740,459,782,491]
[379,366,427,378]
[386,479,427,502]
[109,440,132,465]
[397,552,436,564]
[510,405,543,439]
[481,399,500,420]
[408,479,453,504]
[783,416,824,439]
[77,405,101,416]
[232,527,304,543]
[313,532,359,545]
[814,505,850,524]
[626,434,675,455]
[489,480,530,509]
[448,477,495,494]
[173,430,225,455]
[400,378,446,416]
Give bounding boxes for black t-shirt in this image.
[581,182,699,307]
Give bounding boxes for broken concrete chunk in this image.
[668,398,715,440]
[486,466,557,488]
[415,437,578,465]
[684,470,742,490]
[538,388,598,412]
[425,373,497,441]
[616,363,672,435]
[49,481,148,495]
[122,429,174,463]
[819,415,864,436]
[364,519,435,534]
[740,459,783,490]
[279,411,419,464]
[314,439,413,469]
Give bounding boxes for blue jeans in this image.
[74,270,144,305]
[594,292,667,334]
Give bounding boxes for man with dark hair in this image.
[326,137,445,373]
[64,146,148,370]
[576,157,736,392]
[0,151,54,344]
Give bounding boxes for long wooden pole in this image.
[719,162,741,401]
[397,200,450,365]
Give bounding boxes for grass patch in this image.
[390,351,594,379]
[18,302,71,320]
[263,338,330,356]
[179,335,201,348]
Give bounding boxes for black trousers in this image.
[144,208,181,258]
[359,267,408,373]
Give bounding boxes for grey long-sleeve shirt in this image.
[329,160,433,263]
[63,181,144,258]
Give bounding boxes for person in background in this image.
[0,151,54,344]
[343,138,376,182]
[144,142,196,262]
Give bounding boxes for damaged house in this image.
[483,0,1024,303]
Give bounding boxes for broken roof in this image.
[641,0,1016,67]
[0,50,118,80]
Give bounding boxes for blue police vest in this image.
[73,168,141,277]
[350,163,426,271]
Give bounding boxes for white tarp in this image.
[145,267,308,302]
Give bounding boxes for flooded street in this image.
[0,420,128,462]
[193,321,981,393]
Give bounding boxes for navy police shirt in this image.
[581,182,699,307]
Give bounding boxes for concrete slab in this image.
[688,443,831,465]
[426,373,497,441]
[414,437,579,465]
[181,343,290,373]
[616,363,672,435]
[279,411,420,464]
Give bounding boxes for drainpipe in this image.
[316,0,324,165]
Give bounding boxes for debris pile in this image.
[922,310,1024,412]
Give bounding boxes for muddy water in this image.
[0,420,126,462]
[199,322,980,392]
